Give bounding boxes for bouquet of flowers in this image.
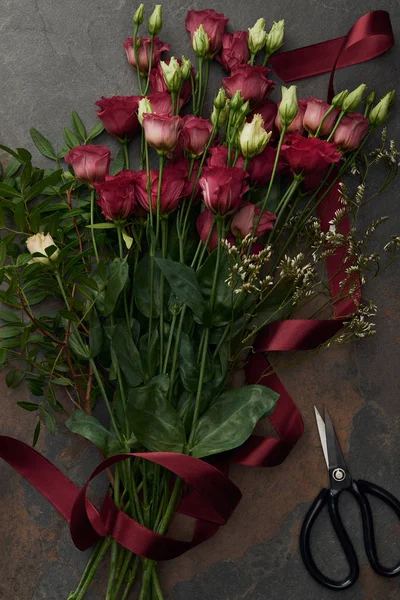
[0,5,399,599]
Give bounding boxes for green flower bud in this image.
[388,90,396,106]
[248,18,267,55]
[342,84,367,113]
[265,20,285,57]
[133,4,145,25]
[214,88,227,110]
[279,85,298,128]
[239,113,272,158]
[148,5,162,35]
[160,56,182,93]
[138,97,154,125]
[365,91,376,107]
[193,24,210,58]
[211,102,229,128]
[230,90,244,112]
[180,56,192,81]
[331,90,348,108]
[369,91,395,127]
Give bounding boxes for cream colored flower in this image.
[138,97,154,125]
[239,113,271,158]
[26,232,59,265]
[248,18,267,54]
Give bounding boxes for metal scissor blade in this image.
[314,406,329,470]
[323,406,349,473]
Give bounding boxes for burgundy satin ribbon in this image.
[270,10,394,101]
[0,10,393,561]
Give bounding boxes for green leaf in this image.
[68,329,90,360]
[0,326,24,339]
[43,408,56,434]
[66,410,122,455]
[197,251,233,326]
[88,309,103,358]
[17,401,40,412]
[134,254,160,318]
[25,170,63,201]
[6,369,25,388]
[86,223,116,229]
[5,156,22,178]
[0,242,6,267]
[0,182,21,198]
[0,144,26,162]
[155,258,209,324]
[190,385,279,458]
[17,148,32,163]
[30,128,57,160]
[64,127,81,149]
[110,147,125,176]
[71,111,87,141]
[32,422,41,447]
[111,324,143,387]
[14,200,26,231]
[127,375,186,452]
[103,259,129,316]
[86,121,105,141]
[179,332,199,392]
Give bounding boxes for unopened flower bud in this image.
[26,232,59,265]
[180,56,192,80]
[265,20,285,56]
[248,18,267,55]
[148,5,162,35]
[193,24,210,58]
[230,90,244,112]
[160,56,182,92]
[342,84,367,113]
[239,113,272,158]
[138,97,154,125]
[133,4,145,25]
[388,90,396,106]
[211,102,229,128]
[369,91,395,127]
[214,88,226,110]
[238,100,250,120]
[365,91,376,108]
[279,85,298,128]
[332,90,348,108]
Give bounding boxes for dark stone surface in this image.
[1,1,400,599]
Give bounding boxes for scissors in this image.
[300,406,400,590]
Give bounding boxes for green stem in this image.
[315,105,336,138]
[159,218,168,367]
[198,59,210,116]
[249,52,255,66]
[90,188,99,263]
[188,328,210,448]
[163,312,177,373]
[90,358,123,443]
[143,35,155,95]
[132,26,144,95]
[167,306,187,403]
[117,225,130,325]
[120,556,140,600]
[270,176,303,239]
[152,569,165,600]
[195,56,203,116]
[122,141,130,169]
[155,155,165,244]
[106,469,120,599]
[327,110,345,142]
[110,551,135,600]
[70,538,112,600]
[262,52,271,67]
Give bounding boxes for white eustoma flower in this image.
[26,232,59,265]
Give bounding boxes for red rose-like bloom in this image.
[303,97,339,136]
[123,36,169,74]
[216,31,250,72]
[247,146,288,188]
[231,202,276,239]
[149,61,192,107]
[206,145,245,169]
[276,98,308,134]
[282,132,341,174]
[199,166,249,215]
[333,112,370,150]
[197,209,236,251]
[135,163,187,214]
[250,100,278,138]
[65,145,112,184]
[222,65,275,107]
[182,115,213,157]
[145,92,173,116]
[142,114,182,154]
[93,170,137,221]
[170,158,202,200]
[185,9,229,56]
[96,96,140,140]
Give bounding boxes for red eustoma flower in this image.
[95,96,141,140]
[142,114,182,155]
[146,92,173,116]
[222,65,275,107]
[65,145,112,184]
[93,170,137,221]
[333,112,370,150]
[182,115,213,157]
[123,36,169,74]
[135,163,187,214]
[199,166,249,215]
[185,9,229,56]
[276,98,308,134]
[216,31,250,72]
[303,97,339,136]
[231,202,276,239]
[247,146,288,188]
[282,132,341,174]
[197,208,235,251]
[149,61,192,106]
[170,157,202,200]
[206,145,245,169]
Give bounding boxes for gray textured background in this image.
[1,1,400,599]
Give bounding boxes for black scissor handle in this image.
[354,479,400,577]
[300,487,359,590]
